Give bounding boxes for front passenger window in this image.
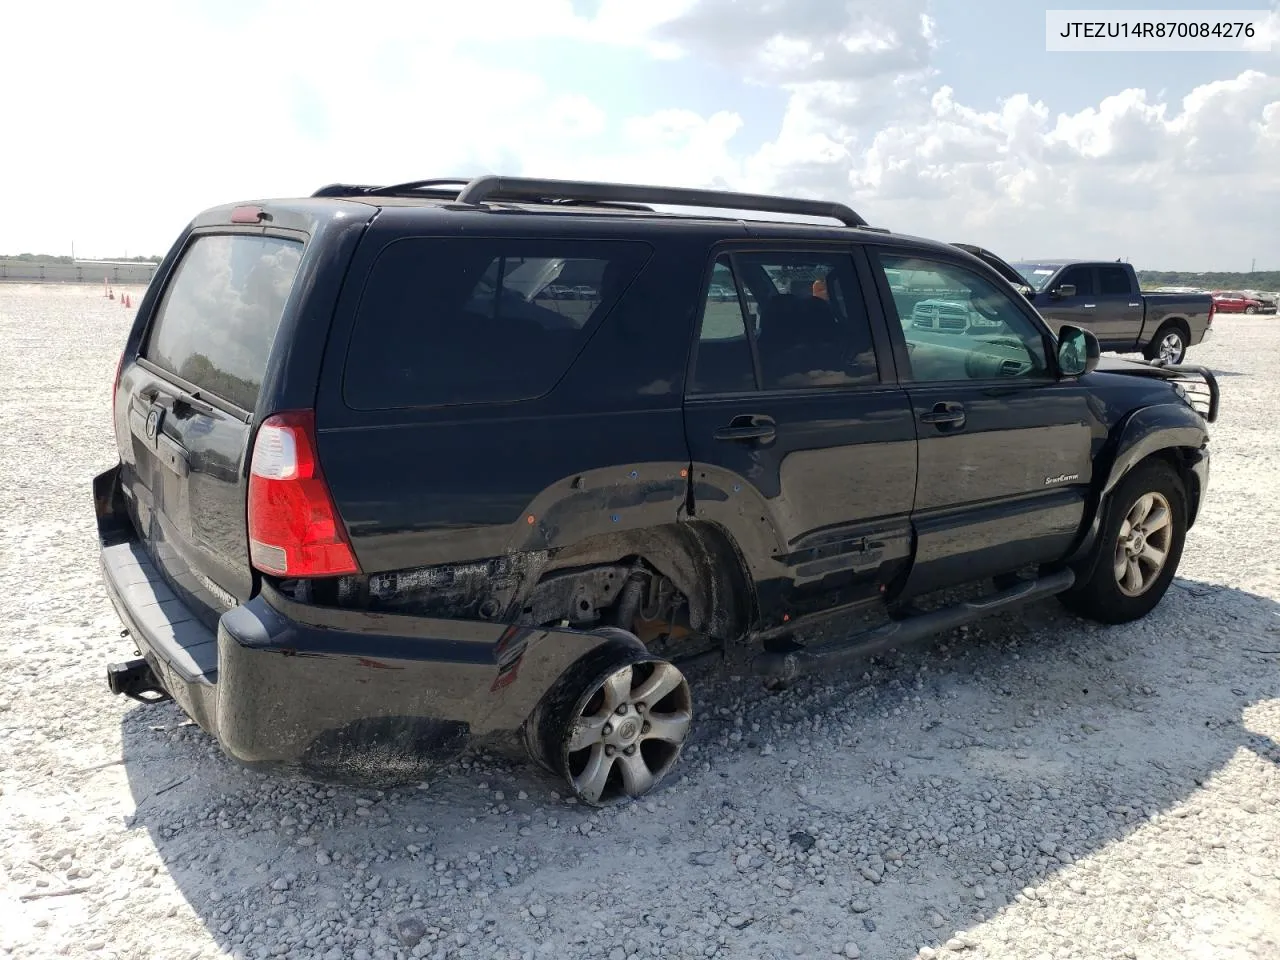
[876,254,1049,382]
[1057,266,1096,297]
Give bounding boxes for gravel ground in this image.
[1,282,1278,960]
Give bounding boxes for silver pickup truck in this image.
[954,246,1214,364]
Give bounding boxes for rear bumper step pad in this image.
[100,541,218,685]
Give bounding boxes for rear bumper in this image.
[97,490,641,784]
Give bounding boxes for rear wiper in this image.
[141,384,218,418]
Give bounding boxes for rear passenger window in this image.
[1097,266,1131,295]
[740,252,878,391]
[690,251,878,394]
[691,257,756,394]
[345,238,651,409]
[144,234,303,411]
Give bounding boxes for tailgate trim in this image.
[101,541,218,684]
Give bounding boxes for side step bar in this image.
[106,658,172,704]
[754,569,1075,684]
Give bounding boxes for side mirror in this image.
[1050,283,1077,300]
[1057,324,1100,377]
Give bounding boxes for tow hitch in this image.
[106,658,172,704]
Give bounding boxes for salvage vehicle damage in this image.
[98,176,1218,805]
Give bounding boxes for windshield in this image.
[1012,263,1059,292]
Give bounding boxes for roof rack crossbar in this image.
[310,179,474,199]
[366,178,474,196]
[453,176,869,228]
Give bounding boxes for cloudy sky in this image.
[3,0,1277,269]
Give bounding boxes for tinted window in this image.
[345,239,650,409]
[736,252,878,390]
[878,254,1049,382]
[691,257,756,394]
[1057,266,1096,296]
[144,234,303,411]
[1097,266,1132,295]
[1013,263,1058,292]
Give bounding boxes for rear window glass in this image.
[344,238,651,409]
[144,234,303,411]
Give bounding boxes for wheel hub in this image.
[607,710,642,748]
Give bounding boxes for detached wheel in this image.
[526,635,692,806]
[1144,324,1188,364]
[1060,460,1186,624]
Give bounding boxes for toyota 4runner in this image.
[95,176,1218,805]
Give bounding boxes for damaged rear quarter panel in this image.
[214,587,649,783]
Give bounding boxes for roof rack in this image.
[453,176,869,228]
[311,179,472,199]
[311,175,870,228]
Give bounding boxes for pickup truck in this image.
[953,248,1214,364]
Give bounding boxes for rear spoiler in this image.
[951,243,1035,293]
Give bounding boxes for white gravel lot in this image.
[1,282,1278,960]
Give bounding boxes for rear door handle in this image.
[920,402,966,427]
[714,414,776,443]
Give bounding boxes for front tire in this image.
[1245,305,1257,315]
[1144,324,1188,364]
[1059,460,1186,624]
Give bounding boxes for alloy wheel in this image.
[563,659,692,805]
[1113,491,1174,597]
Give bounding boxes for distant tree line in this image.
[0,253,163,263]
[1138,270,1280,290]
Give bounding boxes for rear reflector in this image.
[248,410,359,578]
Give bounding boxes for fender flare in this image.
[1065,402,1208,575]
[1101,403,1207,498]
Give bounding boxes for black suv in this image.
[96,176,1218,805]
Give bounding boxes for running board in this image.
[754,569,1075,685]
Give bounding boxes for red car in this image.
[1211,290,1265,314]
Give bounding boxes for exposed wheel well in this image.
[1147,447,1203,527]
[518,521,755,653]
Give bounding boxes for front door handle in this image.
[919,402,966,428]
[714,414,776,443]
[1083,303,1097,309]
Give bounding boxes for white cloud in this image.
[823,71,1280,264]
[1,0,1276,269]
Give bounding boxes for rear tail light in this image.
[248,410,359,577]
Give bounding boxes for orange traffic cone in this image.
[126,294,132,308]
